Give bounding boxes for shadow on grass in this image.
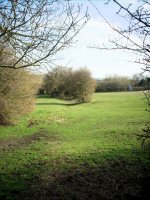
[36,94,51,99]
[36,94,81,106]
[20,161,150,200]
[36,102,79,107]
[1,147,150,200]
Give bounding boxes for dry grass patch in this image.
[0,130,49,151]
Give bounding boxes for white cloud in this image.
[54,4,144,78]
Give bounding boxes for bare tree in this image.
[89,0,150,145]
[0,0,88,69]
[90,0,150,73]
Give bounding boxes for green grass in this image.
[0,92,150,199]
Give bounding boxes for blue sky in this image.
[55,0,143,78]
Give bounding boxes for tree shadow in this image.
[36,102,79,106]
[1,147,150,200]
[20,160,150,200]
[36,94,51,99]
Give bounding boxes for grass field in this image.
[0,92,150,200]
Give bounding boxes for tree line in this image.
[95,75,150,93]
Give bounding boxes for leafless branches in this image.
[108,1,150,145]
[89,0,150,145]
[137,126,150,148]
[89,0,150,73]
[0,0,89,69]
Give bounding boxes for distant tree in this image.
[43,67,95,103]
[0,0,88,69]
[71,68,96,103]
[96,75,131,92]
[43,67,72,97]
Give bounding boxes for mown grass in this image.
[0,92,150,200]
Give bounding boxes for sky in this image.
[54,0,144,79]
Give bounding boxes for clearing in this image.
[0,92,150,200]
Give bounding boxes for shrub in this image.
[43,67,72,97]
[0,68,39,125]
[43,67,95,103]
[71,68,96,103]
